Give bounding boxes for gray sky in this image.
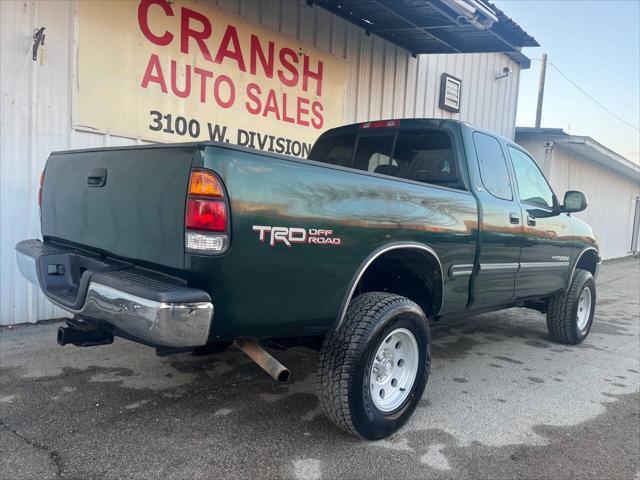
[495,0,640,163]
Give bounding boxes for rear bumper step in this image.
[16,239,213,348]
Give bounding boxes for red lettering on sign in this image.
[282,94,295,124]
[180,6,213,61]
[311,101,324,129]
[138,0,174,46]
[215,25,246,72]
[171,61,191,98]
[193,67,213,103]
[137,2,332,130]
[277,48,298,87]
[303,55,323,96]
[141,54,168,93]
[250,34,274,78]
[263,89,280,120]
[213,75,235,108]
[245,83,262,114]
[296,97,310,126]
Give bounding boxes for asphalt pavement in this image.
[1,258,639,479]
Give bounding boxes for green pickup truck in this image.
[16,119,600,439]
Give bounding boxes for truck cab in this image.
[309,119,599,315]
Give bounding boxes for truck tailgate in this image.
[41,144,197,269]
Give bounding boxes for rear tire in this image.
[547,269,596,344]
[318,292,431,440]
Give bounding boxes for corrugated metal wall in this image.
[549,146,639,260]
[0,0,521,325]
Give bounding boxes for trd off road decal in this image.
[252,226,341,247]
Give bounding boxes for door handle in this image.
[87,168,107,187]
[527,214,536,226]
[509,212,520,224]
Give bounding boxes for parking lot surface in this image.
[1,258,639,479]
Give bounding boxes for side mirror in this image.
[561,190,588,213]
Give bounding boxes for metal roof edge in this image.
[311,0,538,60]
[515,127,640,181]
[506,51,531,69]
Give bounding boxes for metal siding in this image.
[0,0,521,324]
[343,23,360,122]
[258,1,282,29]
[414,55,428,118]
[548,145,639,260]
[403,56,418,118]
[517,135,640,260]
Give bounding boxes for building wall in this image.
[549,145,639,260]
[517,137,640,260]
[1,0,522,325]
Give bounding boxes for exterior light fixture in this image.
[495,66,513,80]
[440,0,498,30]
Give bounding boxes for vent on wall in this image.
[439,73,461,113]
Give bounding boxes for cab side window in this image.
[508,146,554,209]
[308,134,355,167]
[472,132,512,200]
[391,131,459,187]
[352,135,395,172]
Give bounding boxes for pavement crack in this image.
[0,419,65,477]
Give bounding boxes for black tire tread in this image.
[317,292,418,437]
[547,269,592,344]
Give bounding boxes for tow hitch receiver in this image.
[57,322,114,347]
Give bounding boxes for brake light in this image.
[185,169,229,254]
[360,119,400,129]
[186,198,227,231]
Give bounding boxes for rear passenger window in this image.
[473,132,512,200]
[391,131,458,187]
[307,134,355,167]
[352,135,395,172]
[309,129,463,189]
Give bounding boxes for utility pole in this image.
[535,53,548,128]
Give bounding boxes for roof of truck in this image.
[318,118,461,136]
[317,118,520,146]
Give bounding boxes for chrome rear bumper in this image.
[16,242,213,348]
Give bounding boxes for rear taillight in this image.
[186,198,227,231]
[185,169,229,254]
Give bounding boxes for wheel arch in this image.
[334,242,444,330]
[567,247,600,288]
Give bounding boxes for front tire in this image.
[547,269,596,344]
[318,292,431,440]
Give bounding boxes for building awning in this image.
[515,127,640,181]
[311,0,538,67]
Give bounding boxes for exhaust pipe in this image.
[57,324,114,347]
[235,339,290,382]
